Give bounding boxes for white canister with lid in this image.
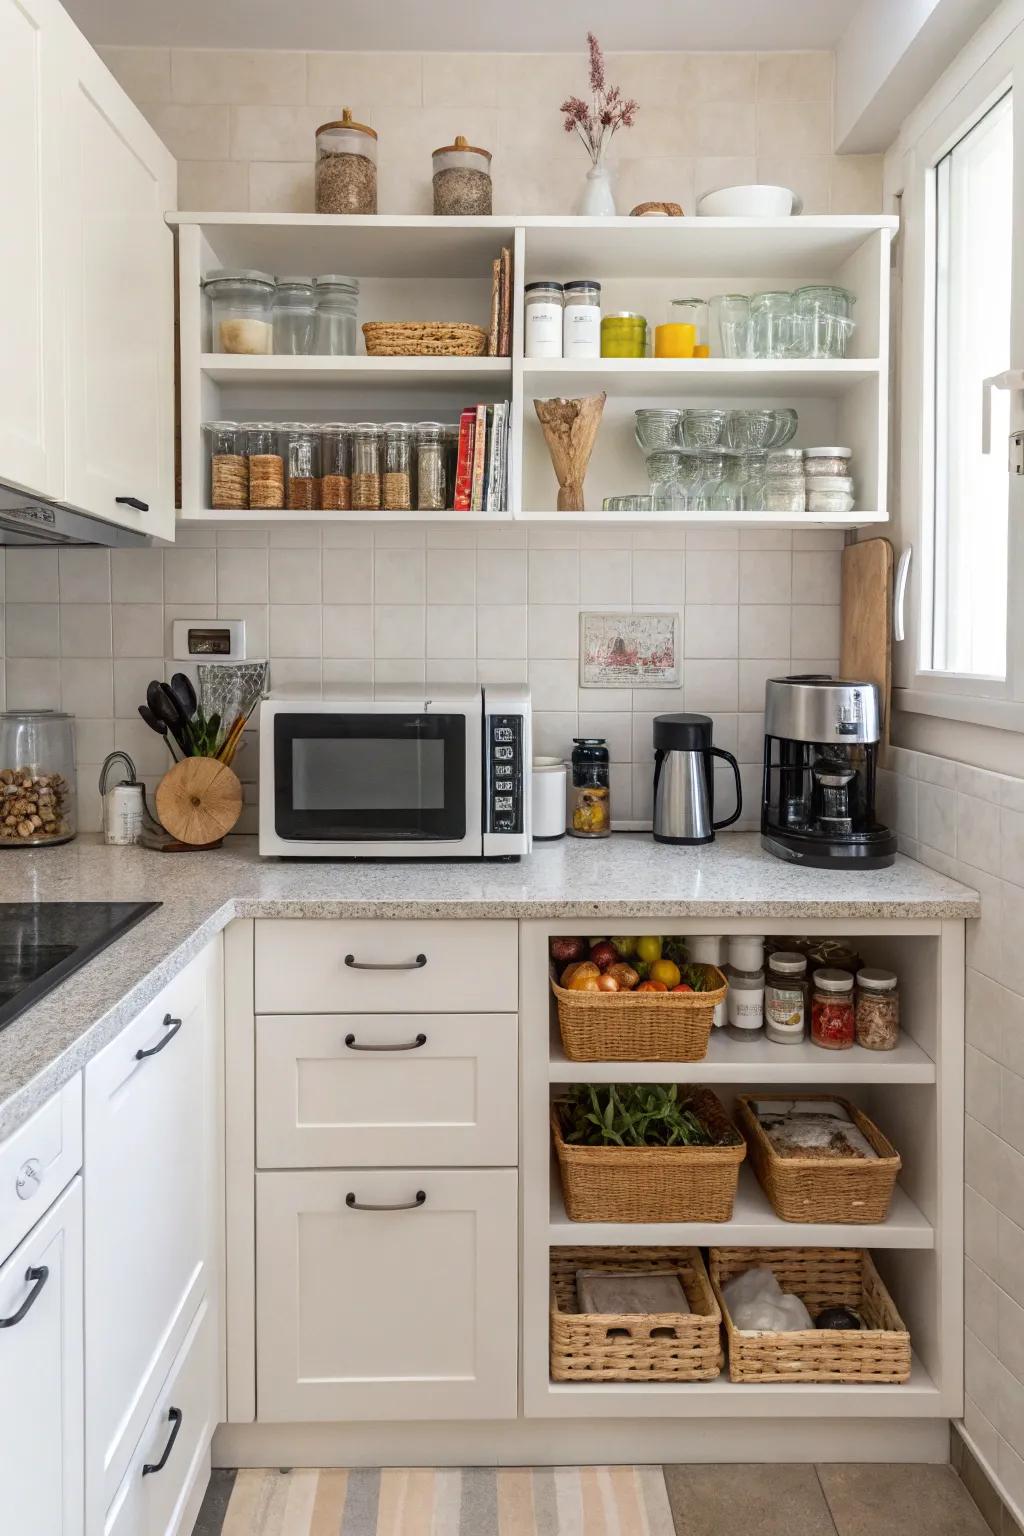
[524,282,564,359]
[687,936,728,1027]
[531,757,568,840]
[725,935,765,1039]
[562,280,602,359]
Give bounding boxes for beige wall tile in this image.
[376,156,434,217]
[756,100,831,156]
[249,161,314,214]
[493,158,582,217]
[230,104,320,162]
[142,103,230,161]
[756,51,833,102]
[98,46,171,103]
[695,101,756,157]
[177,160,248,212]
[307,51,422,107]
[422,53,506,109]
[171,49,307,105]
[604,52,688,108]
[830,153,884,213]
[757,156,832,214]
[682,52,758,103]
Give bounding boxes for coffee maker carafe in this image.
[761,677,896,869]
[652,713,742,845]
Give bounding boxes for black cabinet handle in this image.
[344,1032,427,1052]
[115,496,149,512]
[142,1407,182,1476]
[0,1265,48,1328]
[344,953,427,971]
[135,1014,182,1061]
[346,1190,426,1212]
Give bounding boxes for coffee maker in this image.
[761,676,896,869]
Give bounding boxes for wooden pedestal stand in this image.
[534,393,607,512]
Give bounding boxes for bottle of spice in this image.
[351,422,382,511]
[281,423,320,511]
[246,422,284,509]
[687,937,727,1028]
[725,936,765,1041]
[205,421,247,509]
[432,136,492,215]
[524,282,564,358]
[764,951,809,1045]
[811,968,856,1050]
[562,280,602,359]
[568,738,611,838]
[855,968,900,1051]
[415,422,447,511]
[314,109,377,214]
[320,423,351,511]
[382,422,413,511]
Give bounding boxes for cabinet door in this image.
[0,1177,83,1536]
[257,1168,518,1421]
[0,0,64,497]
[58,13,176,540]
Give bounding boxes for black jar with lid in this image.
[569,738,611,839]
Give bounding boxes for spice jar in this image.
[281,423,320,511]
[351,422,382,511]
[765,448,806,513]
[202,269,274,354]
[524,282,564,359]
[314,275,359,356]
[569,738,610,839]
[765,951,809,1045]
[601,312,647,358]
[382,422,413,511]
[246,422,284,510]
[805,474,855,514]
[855,968,900,1051]
[432,135,492,215]
[315,109,377,214]
[415,422,447,511]
[272,277,315,355]
[562,280,601,359]
[320,423,352,511]
[811,968,856,1050]
[0,711,77,845]
[205,421,247,509]
[804,446,852,479]
[725,936,765,1041]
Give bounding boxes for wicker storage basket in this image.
[362,321,488,356]
[709,1246,912,1384]
[550,1245,722,1382]
[736,1094,902,1225]
[551,1086,746,1223]
[551,963,727,1062]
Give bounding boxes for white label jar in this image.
[562,279,601,358]
[725,934,765,1041]
[524,281,564,358]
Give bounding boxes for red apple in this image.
[588,940,620,972]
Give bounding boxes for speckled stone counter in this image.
[0,832,978,1140]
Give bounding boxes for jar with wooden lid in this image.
[315,109,377,214]
[855,967,900,1050]
[246,423,284,509]
[320,423,351,511]
[205,421,247,509]
[281,423,320,511]
[432,135,492,215]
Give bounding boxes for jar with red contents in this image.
[811,968,856,1050]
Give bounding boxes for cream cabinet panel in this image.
[256,1012,518,1168]
[257,1168,518,1421]
[0,1176,83,1536]
[0,1072,81,1264]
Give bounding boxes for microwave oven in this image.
[258,684,532,859]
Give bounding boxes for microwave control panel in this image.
[487,715,524,834]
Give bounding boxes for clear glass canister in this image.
[314,275,360,356]
[765,951,809,1044]
[202,269,274,354]
[0,711,77,846]
[524,282,564,359]
[280,423,320,511]
[432,135,492,215]
[765,448,806,513]
[416,422,447,511]
[315,109,377,213]
[749,291,797,359]
[205,421,247,509]
[811,968,856,1050]
[562,280,602,359]
[245,422,283,509]
[382,422,413,511]
[320,423,352,511]
[670,297,709,351]
[272,277,315,355]
[855,967,900,1050]
[569,738,610,838]
[351,422,382,511]
[601,312,647,358]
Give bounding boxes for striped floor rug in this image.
[210,1465,677,1535]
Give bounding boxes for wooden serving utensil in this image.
[534,393,606,511]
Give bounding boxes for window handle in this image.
[981,369,1024,453]
[893,547,912,643]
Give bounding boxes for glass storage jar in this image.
[524,282,563,358]
[601,312,647,358]
[205,421,247,509]
[351,422,382,511]
[635,408,682,451]
[725,935,765,1041]
[711,293,751,358]
[314,275,359,356]
[749,291,798,359]
[804,446,852,479]
[415,422,447,511]
[855,967,900,1050]
[280,423,320,511]
[315,109,377,213]
[432,135,492,215]
[272,277,315,355]
[0,711,77,846]
[320,423,352,511]
[245,422,283,509]
[562,280,602,359]
[765,951,809,1044]
[382,422,413,511]
[811,968,856,1050]
[764,448,806,513]
[669,297,709,351]
[202,269,274,354]
[568,738,610,838]
[805,474,854,514]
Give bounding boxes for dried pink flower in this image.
[587,32,606,95]
[559,32,638,165]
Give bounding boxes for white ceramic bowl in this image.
[696,183,803,218]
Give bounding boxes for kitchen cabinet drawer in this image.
[257,1168,518,1421]
[256,1013,518,1168]
[254,919,518,1014]
[104,1297,216,1536]
[0,1073,81,1265]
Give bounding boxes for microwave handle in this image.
[344,953,428,971]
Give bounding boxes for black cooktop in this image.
[0,902,161,1032]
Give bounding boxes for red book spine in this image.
[453,408,476,511]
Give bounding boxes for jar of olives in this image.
[569,737,611,839]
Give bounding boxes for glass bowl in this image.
[644,449,687,485]
[723,408,798,450]
[634,408,682,451]
[603,494,654,511]
[678,408,727,449]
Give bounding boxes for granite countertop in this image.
[0,833,979,1140]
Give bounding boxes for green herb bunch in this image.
[559,1084,716,1148]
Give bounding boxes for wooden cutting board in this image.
[840,537,894,746]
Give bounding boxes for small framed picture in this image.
[579,612,679,688]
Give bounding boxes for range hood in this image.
[0,483,151,547]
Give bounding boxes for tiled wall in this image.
[878,749,1024,1521]
[0,524,842,834]
[97,45,883,216]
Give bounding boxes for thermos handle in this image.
[653,747,665,798]
[710,748,743,830]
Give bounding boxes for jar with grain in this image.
[315,109,377,213]
[281,423,320,511]
[351,422,382,511]
[272,277,315,355]
[415,422,447,511]
[314,275,359,356]
[432,135,492,215]
[320,423,352,511]
[382,422,413,511]
[811,968,856,1050]
[245,422,284,509]
[202,269,274,354]
[205,421,247,509]
[0,711,76,846]
[855,967,900,1050]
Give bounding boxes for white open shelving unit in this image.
[171,212,895,529]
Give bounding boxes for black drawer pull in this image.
[136,1014,182,1061]
[346,1190,426,1212]
[344,953,427,971]
[115,496,149,512]
[142,1407,182,1476]
[0,1265,48,1328]
[344,1032,427,1052]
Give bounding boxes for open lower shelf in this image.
[548,1163,934,1249]
[522,357,881,399]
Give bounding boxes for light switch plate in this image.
[172,617,246,660]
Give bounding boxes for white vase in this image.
[578,160,616,217]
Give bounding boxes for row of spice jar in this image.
[315,112,493,217]
[525,287,711,361]
[204,420,459,512]
[202,270,359,356]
